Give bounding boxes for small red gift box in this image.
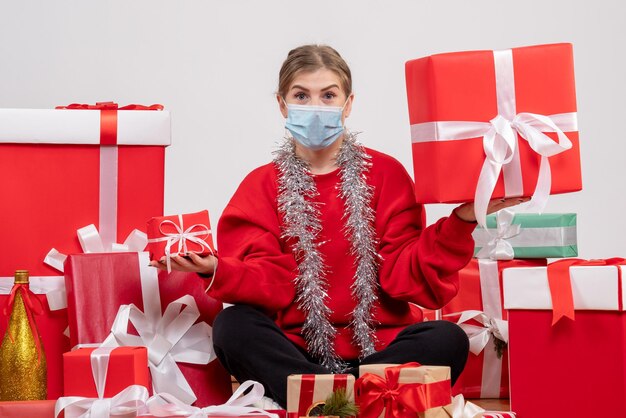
[287,374,355,418]
[0,276,68,400]
[442,258,546,399]
[147,210,215,262]
[405,43,581,223]
[504,259,626,418]
[0,400,56,418]
[63,346,150,398]
[64,251,232,407]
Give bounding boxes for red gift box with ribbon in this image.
[405,43,582,226]
[503,258,626,418]
[286,374,355,418]
[63,251,233,407]
[355,363,452,418]
[0,102,169,277]
[441,258,546,399]
[147,210,216,271]
[57,346,150,417]
[63,346,150,398]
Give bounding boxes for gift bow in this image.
[453,310,508,356]
[547,257,626,325]
[55,346,150,418]
[475,209,521,260]
[355,362,451,418]
[43,225,148,314]
[473,111,572,227]
[2,282,45,363]
[449,394,516,418]
[146,380,279,418]
[147,215,214,273]
[101,252,214,405]
[56,102,164,111]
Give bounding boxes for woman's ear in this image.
[277,95,288,118]
[343,93,355,119]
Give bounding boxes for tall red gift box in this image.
[503,260,626,417]
[64,251,233,407]
[0,103,169,399]
[63,346,150,398]
[442,258,546,398]
[405,43,581,218]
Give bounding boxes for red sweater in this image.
[207,148,476,360]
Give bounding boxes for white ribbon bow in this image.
[474,112,572,227]
[101,252,214,405]
[475,209,521,260]
[146,380,279,418]
[449,394,515,418]
[454,310,509,356]
[55,347,150,418]
[147,215,214,272]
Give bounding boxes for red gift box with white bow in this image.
[405,43,582,226]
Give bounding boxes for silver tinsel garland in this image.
[274,132,380,373]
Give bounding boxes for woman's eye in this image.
[324,92,337,100]
[295,92,307,101]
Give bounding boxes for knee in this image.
[213,305,262,352]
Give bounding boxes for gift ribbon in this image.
[55,102,162,249]
[473,225,577,255]
[145,380,279,418]
[410,49,577,228]
[547,258,626,325]
[54,346,150,418]
[449,394,516,418]
[475,209,520,260]
[100,252,214,405]
[147,215,215,273]
[444,260,506,398]
[355,362,451,418]
[2,282,45,363]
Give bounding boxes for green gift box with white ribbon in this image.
[472,211,577,259]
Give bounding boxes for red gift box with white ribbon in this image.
[287,373,355,418]
[64,251,233,407]
[503,259,626,418]
[147,210,216,272]
[405,43,582,227]
[442,258,546,399]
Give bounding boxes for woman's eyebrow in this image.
[290,84,340,92]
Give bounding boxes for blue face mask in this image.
[283,99,348,150]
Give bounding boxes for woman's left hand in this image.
[454,197,531,223]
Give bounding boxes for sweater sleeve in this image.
[375,158,476,309]
[205,172,297,315]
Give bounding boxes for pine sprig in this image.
[320,388,359,417]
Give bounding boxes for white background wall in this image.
[1,0,624,257]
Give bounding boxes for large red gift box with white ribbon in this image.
[0,103,169,277]
[405,43,582,224]
[64,251,233,407]
[442,258,545,399]
[503,259,626,418]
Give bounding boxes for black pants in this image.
[212,305,469,407]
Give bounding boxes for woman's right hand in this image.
[150,253,217,276]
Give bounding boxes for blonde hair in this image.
[278,45,352,98]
